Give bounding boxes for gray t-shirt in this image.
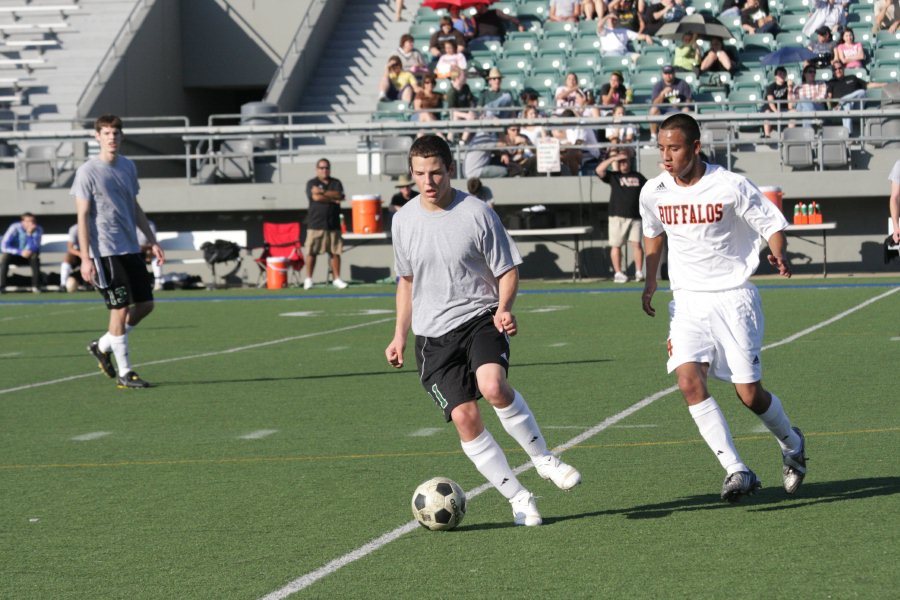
[889,159,900,184]
[392,189,522,338]
[70,156,141,258]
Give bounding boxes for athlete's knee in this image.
[677,373,707,403]
[451,402,483,439]
[475,372,512,406]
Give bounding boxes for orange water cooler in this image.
[351,195,383,234]
[759,186,783,212]
[266,256,288,289]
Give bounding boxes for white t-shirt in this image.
[551,0,579,17]
[435,52,467,78]
[639,163,788,292]
[889,159,900,184]
[600,27,639,57]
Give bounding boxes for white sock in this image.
[493,390,549,459]
[757,393,801,454]
[108,333,131,377]
[460,429,525,500]
[152,260,162,281]
[98,332,113,353]
[60,262,72,283]
[689,397,746,475]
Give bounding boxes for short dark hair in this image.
[774,66,787,75]
[316,158,330,168]
[660,113,701,146]
[400,33,414,45]
[94,114,123,132]
[21,212,35,220]
[409,135,452,171]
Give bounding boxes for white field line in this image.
[259,286,900,600]
[239,430,278,440]
[408,428,443,437]
[0,318,395,396]
[71,431,112,441]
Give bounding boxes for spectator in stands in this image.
[554,73,584,110]
[699,36,738,76]
[761,66,794,138]
[608,0,644,32]
[721,0,772,17]
[472,4,524,44]
[413,74,444,124]
[598,12,654,60]
[518,88,544,117]
[550,0,582,22]
[379,56,419,104]
[672,32,701,73]
[429,17,467,63]
[304,158,349,289]
[791,64,827,128]
[575,88,602,118]
[497,124,537,177]
[583,0,607,21]
[435,40,468,94]
[477,67,515,119]
[449,6,476,42]
[834,28,865,69]
[807,26,837,69]
[741,0,780,34]
[874,0,900,33]
[826,60,885,134]
[467,177,496,207]
[605,103,637,147]
[60,223,81,292]
[803,0,846,39]
[594,148,645,283]
[648,65,693,140]
[0,212,42,293]
[463,131,508,178]
[389,175,416,217]
[599,70,629,114]
[556,108,602,175]
[643,0,687,37]
[520,106,549,146]
[137,219,163,291]
[397,34,428,80]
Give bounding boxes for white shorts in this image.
[666,284,764,384]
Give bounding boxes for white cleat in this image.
[332,278,349,289]
[510,490,542,526]
[303,277,314,290]
[534,453,582,491]
[613,272,628,283]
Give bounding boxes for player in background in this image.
[889,159,899,244]
[639,113,807,502]
[73,114,164,389]
[385,135,580,526]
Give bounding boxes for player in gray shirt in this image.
[385,135,581,527]
[72,114,164,389]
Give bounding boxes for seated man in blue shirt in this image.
[0,212,43,293]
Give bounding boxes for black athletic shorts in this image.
[415,309,510,422]
[93,253,154,310]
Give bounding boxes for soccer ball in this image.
[411,477,466,531]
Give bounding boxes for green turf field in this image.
[1,278,898,599]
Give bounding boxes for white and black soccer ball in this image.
[411,477,466,531]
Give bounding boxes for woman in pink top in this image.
[834,28,865,69]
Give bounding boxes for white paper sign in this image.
[536,138,561,173]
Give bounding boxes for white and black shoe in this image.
[534,454,582,491]
[721,469,761,502]
[510,490,542,526]
[782,427,807,494]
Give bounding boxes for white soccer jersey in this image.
[639,163,788,292]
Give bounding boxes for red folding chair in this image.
[254,222,305,287]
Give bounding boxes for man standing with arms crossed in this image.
[639,114,807,502]
[74,114,164,389]
[304,158,348,290]
[385,135,580,526]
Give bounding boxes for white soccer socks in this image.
[757,393,802,455]
[106,333,131,377]
[689,397,747,475]
[493,390,549,458]
[460,429,526,501]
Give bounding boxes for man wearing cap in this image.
[478,68,514,119]
[390,175,415,216]
[598,12,653,59]
[648,65,692,140]
[807,25,836,68]
[826,60,885,134]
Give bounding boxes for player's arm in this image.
[386,275,413,368]
[766,229,792,278]
[641,234,665,317]
[75,198,95,285]
[890,176,900,243]
[134,202,165,266]
[495,266,519,336]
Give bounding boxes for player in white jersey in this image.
[639,113,807,502]
[385,135,580,526]
[73,114,164,389]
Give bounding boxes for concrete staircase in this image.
[287,0,421,157]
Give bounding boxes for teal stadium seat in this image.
[634,53,668,73]
[731,70,767,92]
[742,33,776,51]
[875,31,900,48]
[496,56,533,76]
[503,38,539,58]
[870,65,900,83]
[542,21,577,39]
[414,6,444,24]
[532,53,566,72]
[693,90,728,114]
[518,0,549,21]
[567,54,600,73]
[537,37,571,56]
[373,100,411,122]
[629,71,662,95]
[524,73,560,95]
[780,0,813,14]
[779,14,809,32]
[576,19,597,38]
[775,32,806,47]
[873,47,900,66]
[572,37,602,54]
[492,1,518,17]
